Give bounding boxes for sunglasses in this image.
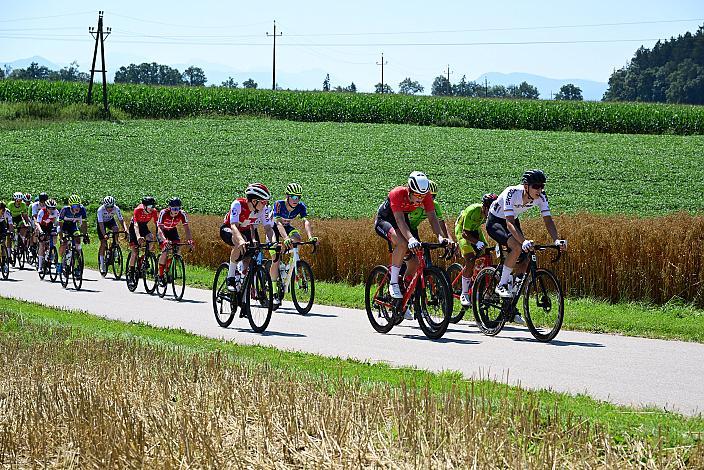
[146,204,155,209]
[288,195,301,201]
[530,184,545,190]
[169,206,181,211]
[71,204,81,210]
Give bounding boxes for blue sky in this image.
[1,0,702,92]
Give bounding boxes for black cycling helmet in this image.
[521,169,547,185]
[142,196,156,207]
[482,193,498,206]
[168,197,182,208]
[39,192,49,202]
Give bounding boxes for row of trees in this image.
[0,61,89,82]
[603,25,704,104]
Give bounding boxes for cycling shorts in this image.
[97,219,117,238]
[486,214,522,246]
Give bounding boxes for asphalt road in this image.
[1,267,703,416]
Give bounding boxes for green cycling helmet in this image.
[428,180,438,196]
[68,194,81,206]
[286,182,303,197]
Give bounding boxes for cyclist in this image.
[374,171,454,318]
[8,192,30,254]
[486,169,567,322]
[0,201,14,261]
[156,198,193,286]
[35,199,59,273]
[57,195,89,274]
[30,192,49,247]
[97,196,129,272]
[406,180,452,241]
[219,183,276,292]
[455,193,497,307]
[127,196,159,275]
[269,182,319,304]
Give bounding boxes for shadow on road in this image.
[511,336,605,348]
[71,288,100,294]
[0,278,21,283]
[275,307,336,318]
[401,334,479,345]
[231,327,307,338]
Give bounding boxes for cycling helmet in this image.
[23,193,32,203]
[46,199,57,209]
[39,192,48,203]
[12,192,24,201]
[142,196,156,207]
[245,183,271,201]
[168,197,182,208]
[482,193,499,206]
[103,196,115,207]
[68,194,81,206]
[286,183,303,197]
[407,171,430,194]
[428,180,438,196]
[521,169,547,185]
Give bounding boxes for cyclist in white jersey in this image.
[486,169,567,322]
[30,192,48,247]
[97,196,129,272]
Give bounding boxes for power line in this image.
[0,11,94,23]
[106,11,270,30]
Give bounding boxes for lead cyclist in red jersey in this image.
[374,171,456,301]
[156,197,193,283]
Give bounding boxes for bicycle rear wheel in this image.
[213,263,236,327]
[415,266,452,340]
[291,260,315,315]
[72,250,84,290]
[125,252,138,292]
[171,255,186,301]
[523,269,564,342]
[364,265,395,334]
[244,265,273,333]
[446,262,465,323]
[142,252,158,294]
[60,253,70,288]
[1,248,9,280]
[471,267,506,336]
[112,245,123,280]
[17,243,25,270]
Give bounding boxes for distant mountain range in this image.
[2,56,608,100]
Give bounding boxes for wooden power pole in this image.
[266,21,282,90]
[376,53,388,93]
[87,10,111,113]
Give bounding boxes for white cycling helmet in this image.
[103,196,115,207]
[12,192,24,201]
[245,183,271,201]
[407,171,430,194]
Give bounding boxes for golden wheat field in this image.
[184,213,704,306]
[1,313,702,468]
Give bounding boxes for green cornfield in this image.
[1,79,703,134]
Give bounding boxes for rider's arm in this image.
[543,215,560,242]
[80,220,88,236]
[425,210,446,240]
[303,218,314,239]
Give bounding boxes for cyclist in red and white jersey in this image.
[219,183,276,291]
[34,198,59,273]
[374,171,455,305]
[486,169,567,321]
[127,196,159,275]
[156,197,193,284]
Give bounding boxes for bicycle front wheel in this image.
[244,265,273,333]
[291,260,315,315]
[49,246,59,283]
[364,265,395,334]
[171,255,186,301]
[112,245,123,280]
[415,266,452,340]
[212,263,236,327]
[142,252,158,294]
[60,254,70,288]
[1,248,9,280]
[17,244,25,270]
[125,252,138,292]
[523,269,564,342]
[471,267,506,336]
[446,262,465,323]
[72,249,84,290]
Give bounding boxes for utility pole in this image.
[266,20,282,90]
[87,10,111,113]
[376,52,388,93]
[445,64,452,83]
[484,77,488,98]
[444,64,453,95]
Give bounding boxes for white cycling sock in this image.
[461,276,471,295]
[38,257,44,270]
[99,255,104,266]
[499,266,513,287]
[390,265,401,285]
[228,261,237,278]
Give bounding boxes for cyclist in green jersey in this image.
[407,180,452,239]
[8,192,30,252]
[455,193,497,307]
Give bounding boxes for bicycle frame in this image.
[372,246,430,314]
[277,241,316,294]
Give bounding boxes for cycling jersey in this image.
[455,203,488,255]
[273,200,307,226]
[377,186,434,222]
[0,211,12,226]
[59,205,87,224]
[37,208,59,227]
[223,198,273,231]
[30,201,43,219]
[131,204,159,225]
[97,204,124,223]
[407,200,444,231]
[158,208,189,230]
[489,185,551,220]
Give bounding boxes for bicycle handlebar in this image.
[289,239,318,254]
[531,244,563,263]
